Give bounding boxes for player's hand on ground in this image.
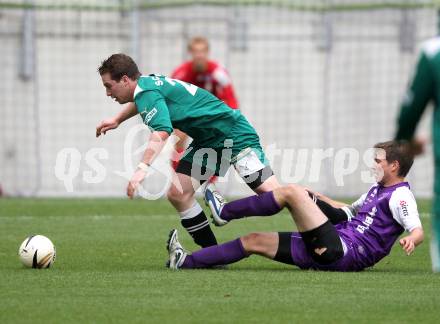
[96,117,119,137]
[399,237,415,255]
[127,169,147,199]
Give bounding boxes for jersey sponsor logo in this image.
[400,200,409,218]
[356,206,377,234]
[144,108,157,125]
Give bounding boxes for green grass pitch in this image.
[1,198,439,323]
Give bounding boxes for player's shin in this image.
[181,238,248,269]
[220,191,282,221]
[180,202,218,247]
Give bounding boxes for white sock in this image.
[179,202,203,220]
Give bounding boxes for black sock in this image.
[308,192,349,224]
[181,211,218,247]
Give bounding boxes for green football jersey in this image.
[395,37,440,160]
[395,37,440,271]
[133,74,241,147]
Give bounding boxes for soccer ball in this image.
[18,235,56,269]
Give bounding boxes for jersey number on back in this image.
[164,77,198,96]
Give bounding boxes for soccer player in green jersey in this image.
[395,37,440,272]
[96,54,280,248]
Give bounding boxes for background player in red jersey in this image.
[170,37,239,171]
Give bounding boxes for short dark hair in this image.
[374,140,414,177]
[98,53,141,81]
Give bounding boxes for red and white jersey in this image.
[171,60,239,109]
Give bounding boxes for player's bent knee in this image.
[287,184,307,196]
[241,232,275,255]
[241,233,263,253]
[300,220,344,265]
[241,232,259,246]
[281,184,307,202]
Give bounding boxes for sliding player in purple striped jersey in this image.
[167,141,424,271]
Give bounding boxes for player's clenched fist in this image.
[96,117,119,137]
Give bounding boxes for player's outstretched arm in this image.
[399,227,424,256]
[127,130,170,199]
[96,102,138,137]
